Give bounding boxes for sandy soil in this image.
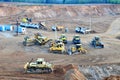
[0,3,120,80]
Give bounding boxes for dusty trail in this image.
[106,18,120,35]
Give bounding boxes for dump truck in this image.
[67,44,87,55]
[49,40,66,54]
[59,34,67,44]
[91,36,104,48]
[24,58,54,73]
[72,35,81,44]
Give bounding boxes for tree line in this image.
[1,0,120,4]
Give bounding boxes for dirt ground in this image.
[0,3,120,80]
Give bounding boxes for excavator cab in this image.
[59,34,67,44]
[72,35,81,44]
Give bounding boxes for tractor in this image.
[59,34,67,44]
[67,44,87,55]
[24,58,54,73]
[91,36,104,48]
[72,35,81,44]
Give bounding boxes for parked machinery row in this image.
[20,17,47,30]
[23,33,104,55]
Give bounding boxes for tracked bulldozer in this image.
[49,40,66,54]
[91,36,104,48]
[24,58,54,73]
[67,44,87,55]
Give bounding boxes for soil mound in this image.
[54,64,78,74]
[54,64,86,80]
[64,69,86,80]
[104,75,120,80]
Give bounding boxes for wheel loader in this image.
[49,40,66,54]
[91,36,104,48]
[59,34,67,44]
[67,44,87,55]
[24,58,54,73]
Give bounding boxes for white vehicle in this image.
[75,27,91,34]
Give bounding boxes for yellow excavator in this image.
[23,33,51,46]
[34,33,51,45]
[24,58,54,73]
[67,44,87,55]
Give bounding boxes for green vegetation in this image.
[1,0,120,4]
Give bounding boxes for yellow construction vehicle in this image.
[24,58,54,73]
[59,34,67,44]
[67,44,87,55]
[23,36,35,46]
[34,33,51,45]
[23,33,51,46]
[49,40,66,54]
